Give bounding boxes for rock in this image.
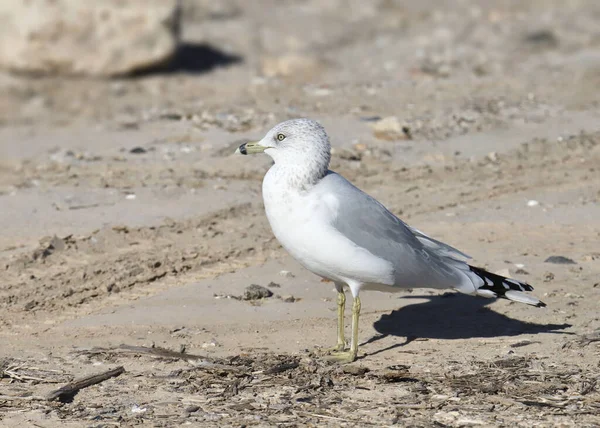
[544,256,577,265]
[370,116,411,141]
[342,365,369,376]
[0,0,181,76]
[32,236,66,260]
[184,405,200,414]
[260,54,325,79]
[524,30,559,50]
[278,270,295,278]
[242,284,273,301]
[23,300,38,311]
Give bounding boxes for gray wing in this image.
[317,172,470,289]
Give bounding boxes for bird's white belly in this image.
[263,174,394,287]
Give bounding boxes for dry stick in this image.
[0,395,45,401]
[115,344,239,371]
[46,366,125,401]
[117,344,209,361]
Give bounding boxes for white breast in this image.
[262,167,395,287]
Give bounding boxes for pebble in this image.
[242,284,273,300]
[342,365,369,376]
[279,270,295,278]
[370,116,411,141]
[131,404,147,414]
[527,200,539,207]
[544,256,577,265]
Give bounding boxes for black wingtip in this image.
[536,301,547,308]
[238,143,248,155]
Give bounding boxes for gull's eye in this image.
[276,133,286,142]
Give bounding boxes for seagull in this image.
[235,118,545,363]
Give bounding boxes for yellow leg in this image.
[334,290,346,351]
[325,288,346,353]
[349,295,361,358]
[326,296,361,364]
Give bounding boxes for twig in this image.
[395,403,429,409]
[3,370,53,383]
[297,411,354,422]
[117,345,238,371]
[76,344,241,372]
[117,344,211,362]
[46,366,125,401]
[297,411,387,426]
[0,395,45,401]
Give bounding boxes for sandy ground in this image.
[1,1,600,426]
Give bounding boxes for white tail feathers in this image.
[504,290,544,307]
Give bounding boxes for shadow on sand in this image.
[364,293,572,357]
[132,42,242,76]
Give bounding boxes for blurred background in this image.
[1,0,599,134]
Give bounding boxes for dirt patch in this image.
[2,346,599,426]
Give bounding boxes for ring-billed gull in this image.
[236,118,545,363]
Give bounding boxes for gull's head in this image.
[235,118,331,176]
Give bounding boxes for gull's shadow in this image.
[132,42,242,76]
[364,294,571,357]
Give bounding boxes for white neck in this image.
[265,148,330,190]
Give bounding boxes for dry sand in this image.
[1,1,599,426]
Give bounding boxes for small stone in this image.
[543,272,555,282]
[342,365,369,376]
[185,405,200,414]
[130,147,147,154]
[353,143,368,152]
[359,116,382,122]
[524,30,559,50]
[282,295,297,303]
[510,339,535,348]
[278,270,295,278]
[527,200,540,207]
[267,281,281,288]
[544,256,577,265]
[24,300,37,311]
[430,394,450,402]
[370,116,410,141]
[486,151,498,163]
[201,339,219,348]
[514,268,529,275]
[131,404,147,414]
[242,284,273,300]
